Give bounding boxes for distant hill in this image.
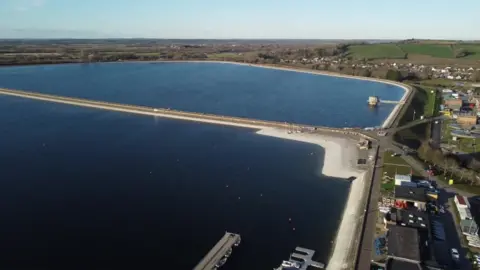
[0,38,400,46]
[345,42,480,62]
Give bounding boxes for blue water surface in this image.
[0,62,404,127]
[0,96,349,269]
[0,62,400,269]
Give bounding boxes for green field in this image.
[347,43,480,60]
[103,52,161,56]
[347,44,406,59]
[398,44,454,58]
[455,44,480,59]
[421,86,439,117]
[207,52,245,59]
[380,151,422,194]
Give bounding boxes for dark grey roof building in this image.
[386,258,422,270]
[387,225,422,263]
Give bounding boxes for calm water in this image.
[0,97,349,269]
[0,62,404,127]
[0,63,400,269]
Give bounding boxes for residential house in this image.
[444,99,463,111]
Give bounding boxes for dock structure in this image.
[193,232,241,270]
[381,100,403,104]
[275,247,325,269]
[291,247,325,269]
[367,96,403,106]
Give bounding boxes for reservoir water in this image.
[0,63,403,269]
[0,62,404,127]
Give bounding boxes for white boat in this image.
[225,248,232,258]
[234,237,241,246]
[215,257,227,268]
[273,260,301,270]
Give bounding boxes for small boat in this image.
[273,260,301,270]
[225,248,232,258]
[215,257,227,268]
[234,237,241,246]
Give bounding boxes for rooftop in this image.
[386,258,421,270]
[394,187,427,203]
[387,225,421,262]
[395,174,411,182]
[457,207,473,220]
[456,194,467,206]
[390,208,429,230]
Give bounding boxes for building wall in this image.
[395,199,426,210]
[445,99,463,107]
[457,115,477,125]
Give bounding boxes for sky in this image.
[0,0,478,40]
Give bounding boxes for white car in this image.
[451,248,460,260]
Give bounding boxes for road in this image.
[360,116,475,198]
[355,145,382,270]
[386,115,446,133]
[431,118,443,149]
[437,190,473,270]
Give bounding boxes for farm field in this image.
[347,44,406,59]
[207,52,245,59]
[346,42,480,65]
[454,44,480,59]
[398,44,454,58]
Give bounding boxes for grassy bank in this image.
[394,85,436,149]
[347,44,406,59]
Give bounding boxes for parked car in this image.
[451,248,460,260]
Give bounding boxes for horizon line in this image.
[1,37,479,42]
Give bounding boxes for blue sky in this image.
[0,0,478,39]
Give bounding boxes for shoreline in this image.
[256,128,367,269]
